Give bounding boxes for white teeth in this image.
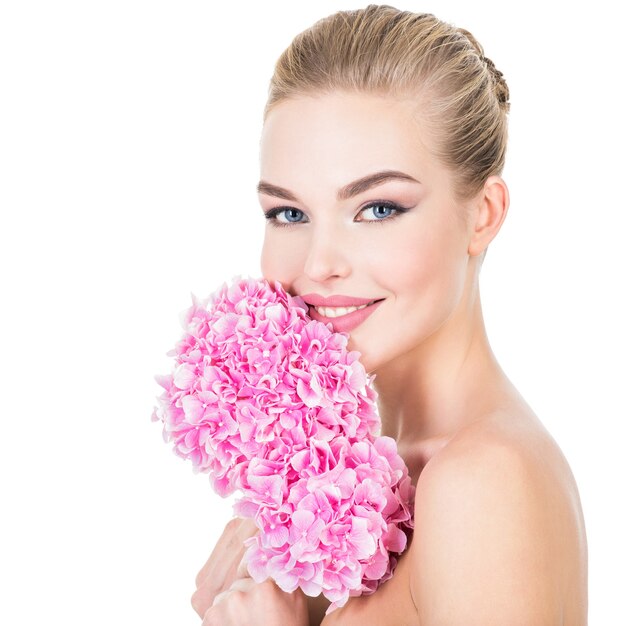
[314,302,373,318]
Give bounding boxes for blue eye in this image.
[264,207,308,227]
[359,202,402,222]
[263,201,408,228]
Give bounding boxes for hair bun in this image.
[456,27,510,112]
[481,55,510,110]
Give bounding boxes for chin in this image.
[345,339,383,376]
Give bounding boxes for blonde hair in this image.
[263,4,510,204]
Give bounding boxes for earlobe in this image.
[468,175,509,257]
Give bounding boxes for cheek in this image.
[260,234,280,281]
[386,221,465,311]
[260,231,303,293]
[374,226,441,289]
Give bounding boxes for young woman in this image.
[191,5,588,624]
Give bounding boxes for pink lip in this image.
[300,293,380,307]
[307,299,385,333]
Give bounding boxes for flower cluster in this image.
[151,276,415,613]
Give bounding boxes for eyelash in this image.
[263,201,409,229]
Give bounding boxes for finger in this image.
[192,550,249,616]
[222,520,259,585]
[192,520,244,616]
[211,588,231,608]
[227,577,256,593]
[191,518,261,617]
[235,549,252,579]
[212,577,255,608]
[194,517,241,587]
[233,517,260,543]
[195,517,259,588]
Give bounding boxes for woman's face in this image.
[258,91,474,373]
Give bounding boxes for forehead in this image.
[259,92,435,182]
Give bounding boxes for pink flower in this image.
[152,275,415,614]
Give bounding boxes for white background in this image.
[1,1,623,624]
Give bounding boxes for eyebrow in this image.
[257,170,420,202]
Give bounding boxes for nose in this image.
[302,228,352,283]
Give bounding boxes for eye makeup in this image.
[263,200,411,228]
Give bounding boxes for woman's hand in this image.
[201,576,309,625]
[191,516,309,625]
[191,516,258,617]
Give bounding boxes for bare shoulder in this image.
[409,409,588,624]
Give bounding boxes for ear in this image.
[467,175,509,257]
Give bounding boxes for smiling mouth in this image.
[311,299,384,318]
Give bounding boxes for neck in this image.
[370,284,517,449]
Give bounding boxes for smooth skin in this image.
[191,91,588,624]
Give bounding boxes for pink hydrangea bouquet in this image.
[151,275,415,614]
